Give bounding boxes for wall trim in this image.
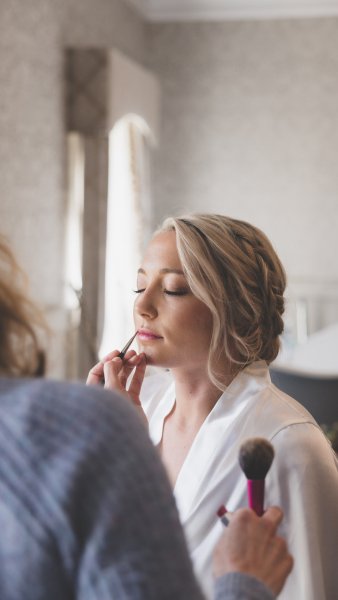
[126,0,338,22]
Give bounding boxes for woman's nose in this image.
[134,290,158,319]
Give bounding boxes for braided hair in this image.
[159,214,286,391]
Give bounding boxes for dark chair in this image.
[269,366,338,426]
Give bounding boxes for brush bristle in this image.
[239,437,274,480]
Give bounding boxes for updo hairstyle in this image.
[159,214,286,390]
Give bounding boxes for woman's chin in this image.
[143,351,167,369]
[144,352,158,366]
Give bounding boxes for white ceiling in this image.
[126,0,338,22]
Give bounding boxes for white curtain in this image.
[99,115,152,357]
[64,133,84,309]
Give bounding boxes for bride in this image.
[88,213,338,600]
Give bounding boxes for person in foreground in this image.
[89,213,338,600]
[0,233,293,599]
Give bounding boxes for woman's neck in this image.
[170,369,223,427]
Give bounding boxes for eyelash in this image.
[133,288,188,297]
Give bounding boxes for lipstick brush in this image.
[239,437,275,517]
[118,331,138,359]
[101,331,138,385]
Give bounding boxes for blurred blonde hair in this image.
[0,235,47,376]
[159,214,286,390]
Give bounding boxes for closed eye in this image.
[164,289,189,296]
[133,288,188,296]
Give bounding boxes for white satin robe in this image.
[140,361,338,600]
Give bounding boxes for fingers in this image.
[86,349,123,386]
[212,505,292,595]
[262,506,284,534]
[118,351,140,387]
[87,347,147,413]
[103,357,125,392]
[103,351,143,386]
[263,534,294,595]
[227,507,258,529]
[86,360,105,385]
[103,355,136,391]
[103,351,146,402]
[101,349,122,363]
[128,355,147,404]
[282,547,294,577]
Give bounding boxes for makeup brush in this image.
[238,437,275,517]
[217,504,229,527]
[101,331,138,385]
[118,331,138,359]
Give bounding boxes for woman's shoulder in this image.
[271,420,337,464]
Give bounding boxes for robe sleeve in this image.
[268,422,338,600]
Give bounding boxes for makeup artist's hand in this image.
[213,507,293,596]
[87,350,148,422]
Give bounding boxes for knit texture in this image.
[0,378,202,599]
[215,573,275,600]
[0,378,275,600]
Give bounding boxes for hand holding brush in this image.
[86,332,147,409]
[239,437,275,516]
[213,506,293,596]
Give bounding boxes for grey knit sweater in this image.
[0,378,274,600]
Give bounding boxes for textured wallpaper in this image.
[0,0,146,376]
[146,18,338,315]
[2,6,338,375]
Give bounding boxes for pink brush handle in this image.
[247,480,265,516]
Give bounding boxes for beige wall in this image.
[0,0,146,376]
[147,18,338,332]
[2,6,338,374]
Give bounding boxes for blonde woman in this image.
[89,213,338,600]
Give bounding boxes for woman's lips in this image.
[138,329,162,341]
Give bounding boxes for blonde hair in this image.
[0,235,47,376]
[159,214,286,390]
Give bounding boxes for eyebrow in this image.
[138,268,185,275]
